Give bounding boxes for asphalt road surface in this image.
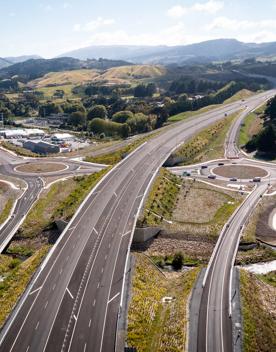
[197,183,267,352]
[0,90,275,352]
[0,149,104,253]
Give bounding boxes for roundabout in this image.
[213,164,268,180]
[14,162,68,174]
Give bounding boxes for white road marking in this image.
[83,343,87,352]
[114,192,117,197]
[52,283,56,291]
[29,286,42,296]
[108,292,120,304]
[25,346,30,352]
[35,321,40,330]
[66,288,74,299]
[97,282,100,289]
[93,299,96,307]
[93,227,98,235]
[73,315,77,321]
[122,231,131,238]
[44,301,48,309]
[88,319,91,327]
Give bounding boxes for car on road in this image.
[230,177,237,181]
[253,177,261,182]
[218,162,224,166]
[182,171,191,176]
[208,175,216,179]
[201,165,208,169]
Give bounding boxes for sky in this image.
[1,0,276,58]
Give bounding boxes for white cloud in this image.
[168,1,224,18]
[63,2,72,9]
[207,16,276,31]
[74,17,115,32]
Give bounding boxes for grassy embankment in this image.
[171,112,239,165]
[239,103,266,146]
[141,173,242,238]
[127,253,199,352]
[240,270,276,352]
[168,89,254,123]
[0,199,13,226]
[85,132,160,165]
[0,169,107,327]
[138,168,181,226]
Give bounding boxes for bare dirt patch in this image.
[16,162,67,174]
[213,165,267,179]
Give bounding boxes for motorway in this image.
[0,90,275,352]
[170,96,276,352]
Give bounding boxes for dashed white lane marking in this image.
[35,321,40,330]
[108,292,120,304]
[29,286,42,296]
[93,299,96,307]
[114,192,117,197]
[66,287,74,299]
[93,227,99,235]
[88,319,92,328]
[97,282,100,289]
[101,267,104,273]
[52,283,56,291]
[25,346,30,352]
[83,343,87,352]
[44,301,48,309]
[122,230,131,238]
[73,314,77,321]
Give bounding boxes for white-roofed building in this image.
[51,133,74,144]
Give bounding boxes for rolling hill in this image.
[28,65,167,88]
[60,39,276,64]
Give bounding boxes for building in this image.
[0,128,45,139]
[51,133,74,144]
[23,140,60,155]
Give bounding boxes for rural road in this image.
[0,89,275,352]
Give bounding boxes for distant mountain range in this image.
[0,55,41,69]
[60,39,276,64]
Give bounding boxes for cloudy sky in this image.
[1,0,276,58]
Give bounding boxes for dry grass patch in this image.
[16,162,67,174]
[213,165,267,179]
[127,253,199,352]
[240,270,276,352]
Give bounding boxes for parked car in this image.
[230,177,237,181]
[208,175,216,179]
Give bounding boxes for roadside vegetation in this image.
[127,253,199,352]
[0,199,13,226]
[239,103,266,146]
[138,168,181,226]
[240,270,276,352]
[0,169,107,327]
[169,112,239,165]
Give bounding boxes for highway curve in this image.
[0,90,275,352]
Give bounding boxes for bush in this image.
[172,252,184,270]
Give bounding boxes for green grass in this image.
[18,169,108,239]
[0,246,50,327]
[127,253,199,352]
[85,132,160,165]
[172,113,239,165]
[139,168,181,226]
[240,270,276,352]
[168,89,255,123]
[258,271,276,287]
[0,199,13,226]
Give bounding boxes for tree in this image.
[87,105,107,120]
[39,102,62,117]
[112,110,133,123]
[69,111,86,127]
[171,252,184,271]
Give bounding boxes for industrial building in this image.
[23,140,60,155]
[0,128,45,139]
